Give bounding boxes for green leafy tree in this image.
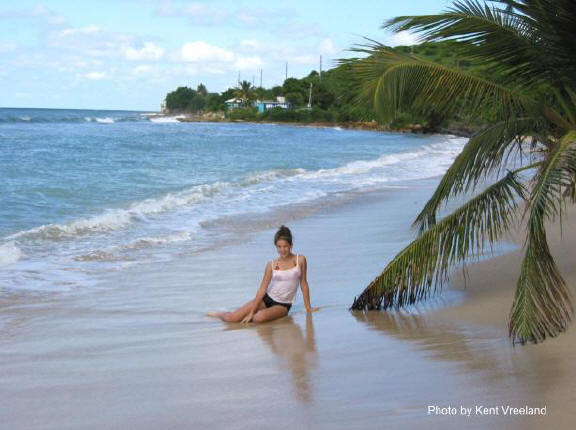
[282,78,308,106]
[312,82,336,110]
[206,93,224,112]
[197,83,208,97]
[165,86,206,112]
[347,0,576,345]
[284,92,305,107]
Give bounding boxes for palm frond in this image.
[414,117,546,233]
[386,1,530,42]
[510,236,573,344]
[349,46,537,123]
[350,170,526,311]
[511,0,576,88]
[384,0,576,89]
[509,130,576,344]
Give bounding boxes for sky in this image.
[0,0,453,111]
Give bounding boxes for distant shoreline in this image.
[150,112,477,137]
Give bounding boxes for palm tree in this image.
[197,83,208,97]
[234,80,257,107]
[347,0,576,345]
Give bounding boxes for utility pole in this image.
[260,69,262,88]
[237,71,240,85]
[307,82,313,108]
[285,62,288,82]
[319,55,322,82]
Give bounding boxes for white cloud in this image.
[232,37,340,69]
[123,42,165,61]
[184,2,227,22]
[174,64,219,77]
[74,59,103,67]
[197,66,227,75]
[157,2,293,30]
[319,38,339,55]
[158,1,228,25]
[293,55,316,65]
[50,58,103,73]
[55,25,103,38]
[387,31,420,47]
[47,25,167,65]
[181,41,235,63]
[179,41,265,74]
[0,5,68,26]
[235,56,264,70]
[133,65,153,74]
[83,71,108,80]
[184,2,211,16]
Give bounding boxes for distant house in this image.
[226,96,292,112]
[225,98,244,110]
[256,96,292,113]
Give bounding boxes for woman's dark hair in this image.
[274,225,293,245]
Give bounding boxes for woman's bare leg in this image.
[252,305,289,323]
[208,299,266,322]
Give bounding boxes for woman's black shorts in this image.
[263,293,292,311]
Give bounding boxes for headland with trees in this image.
[160,41,502,135]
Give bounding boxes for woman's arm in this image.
[244,262,273,319]
[300,256,319,313]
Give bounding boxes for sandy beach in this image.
[427,203,576,429]
[1,184,575,429]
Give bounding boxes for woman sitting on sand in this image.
[209,225,319,323]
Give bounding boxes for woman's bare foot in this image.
[206,311,223,318]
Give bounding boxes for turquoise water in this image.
[0,107,466,292]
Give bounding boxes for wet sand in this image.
[428,204,576,429]
[1,186,574,429]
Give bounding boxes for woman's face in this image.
[275,239,291,257]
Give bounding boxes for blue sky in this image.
[0,0,452,111]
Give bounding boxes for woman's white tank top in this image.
[266,254,301,304]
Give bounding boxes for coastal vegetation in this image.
[348,0,576,345]
[234,80,258,107]
[163,42,493,131]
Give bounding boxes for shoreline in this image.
[149,112,477,137]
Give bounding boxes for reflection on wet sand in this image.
[350,309,548,411]
[254,314,318,403]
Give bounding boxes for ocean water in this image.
[0,107,466,293]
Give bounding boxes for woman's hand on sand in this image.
[241,311,254,324]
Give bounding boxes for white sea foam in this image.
[74,250,123,262]
[117,230,193,251]
[149,115,185,123]
[95,117,115,124]
[0,260,100,291]
[0,242,22,266]
[241,168,306,185]
[6,182,229,241]
[19,116,31,121]
[301,138,465,180]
